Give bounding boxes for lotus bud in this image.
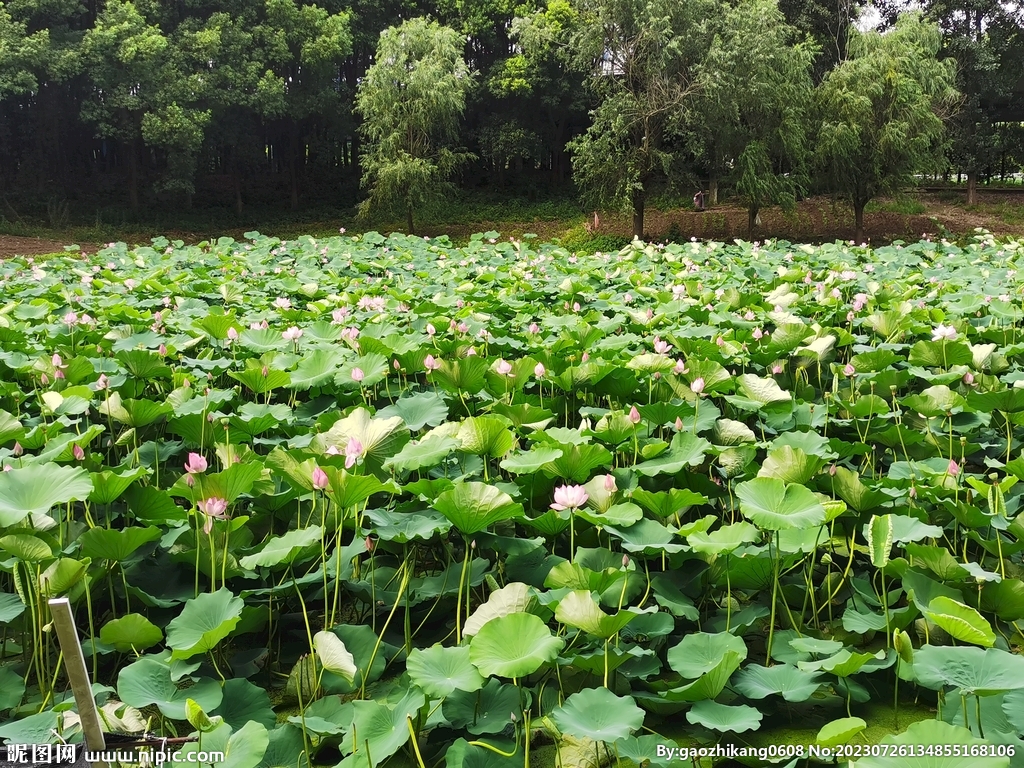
[675,417,684,431]
[227,327,238,340]
[510,712,517,723]
[948,459,960,476]
[628,406,641,424]
[691,377,706,394]
[351,367,365,383]
[843,363,855,376]
[604,474,617,492]
[12,442,22,457]
[534,362,545,378]
[312,467,329,490]
[470,540,476,550]
[529,322,540,334]
[158,344,167,356]
[393,359,401,370]
[261,366,269,377]
[622,554,630,568]
[963,372,975,386]
[73,444,85,461]
[426,323,436,337]
[365,536,374,552]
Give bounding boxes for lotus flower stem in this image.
[406,716,427,768]
[456,536,471,644]
[361,564,410,700]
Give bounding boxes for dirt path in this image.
[0,190,1021,256]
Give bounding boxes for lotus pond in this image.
[4,230,1024,767]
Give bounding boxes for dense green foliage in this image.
[0,0,1021,226]
[4,232,1024,765]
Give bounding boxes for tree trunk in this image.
[128,139,139,212]
[747,206,758,238]
[234,172,243,215]
[854,200,866,244]
[632,191,645,240]
[406,202,415,235]
[967,170,978,205]
[708,176,718,206]
[289,131,300,210]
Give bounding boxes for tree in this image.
[355,18,474,234]
[567,0,718,239]
[691,0,815,233]
[815,13,958,243]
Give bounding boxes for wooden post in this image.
[47,598,107,768]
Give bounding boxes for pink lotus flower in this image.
[628,406,641,424]
[772,364,783,375]
[312,466,329,490]
[496,359,513,376]
[96,373,109,393]
[64,312,78,327]
[653,337,672,354]
[40,373,49,386]
[184,453,207,474]
[345,439,364,469]
[341,326,359,341]
[529,323,540,334]
[73,445,85,461]
[282,326,303,341]
[458,322,469,334]
[947,459,960,476]
[675,417,684,431]
[331,307,350,324]
[226,327,239,341]
[603,474,617,492]
[12,442,22,457]
[273,297,291,310]
[674,359,688,374]
[843,364,856,376]
[158,344,167,356]
[752,328,763,340]
[932,324,957,342]
[963,372,975,386]
[426,323,436,337]
[52,353,65,369]
[198,496,229,533]
[351,367,365,383]
[424,354,441,371]
[581,352,589,362]
[534,363,545,377]
[551,484,589,511]
[691,377,706,394]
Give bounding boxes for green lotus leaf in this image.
[377,391,450,432]
[912,645,1024,696]
[0,533,52,562]
[0,591,26,622]
[166,588,244,658]
[407,645,484,697]
[443,678,523,736]
[732,663,821,702]
[686,700,762,734]
[551,687,644,743]
[924,596,996,647]
[816,716,867,747]
[499,446,564,474]
[0,464,93,527]
[463,582,536,637]
[38,557,89,597]
[634,431,711,477]
[172,720,269,768]
[457,415,514,457]
[343,690,424,766]
[210,678,277,730]
[433,482,524,535]
[852,719,1008,768]
[118,656,223,719]
[100,613,163,652]
[469,612,562,678]
[89,466,150,504]
[687,522,760,555]
[667,632,748,678]
[239,526,323,570]
[288,348,343,390]
[384,436,460,472]
[318,407,410,465]
[758,445,825,484]
[79,525,161,561]
[554,590,647,638]
[735,477,826,531]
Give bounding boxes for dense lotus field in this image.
[5,230,1024,767]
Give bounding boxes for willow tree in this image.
[694,0,816,236]
[355,18,474,234]
[567,0,718,239]
[815,13,958,242]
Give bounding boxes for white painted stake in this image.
[47,598,107,768]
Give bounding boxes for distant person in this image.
[693,190,705,211]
